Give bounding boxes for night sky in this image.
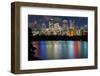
[28,15,88,28]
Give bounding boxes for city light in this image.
[31,18,88,36]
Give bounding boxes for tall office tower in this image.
[62,19,68,36]
[48,18,54,27]
[41,23,46,35]
[83,25,88,36]
[48,18,54,35]
[80,26,84,36]
[69,20,75,36]
[32,20,40,36]
[76,26,81,36]
[53,22,62,35]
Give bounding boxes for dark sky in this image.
[28,15,88,28]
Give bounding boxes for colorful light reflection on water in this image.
[32,41,88,60]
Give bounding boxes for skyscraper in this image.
[62,19,68,36]
[69,20,75,36]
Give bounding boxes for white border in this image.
[20,6,95,70]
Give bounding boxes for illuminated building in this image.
[53,22,62,35]
[48,18,55,35]
[69,20,75,36]
[62,19,68,36]
[31,20,40,36]
[80,27,84,36]
[76,26,81,36]
[41,23,47,35]
[83,25,88,36]
[48,18,54,27]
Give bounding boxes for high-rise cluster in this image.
[31,18,88,36]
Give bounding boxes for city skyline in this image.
[28,15,88,36]
[28,15,88,60]
[28,15,88,28]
